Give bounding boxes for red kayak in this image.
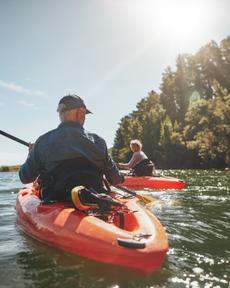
[121,175,186,189]
[16,184,168,274]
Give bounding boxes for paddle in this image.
[115,185,155,204]
[0,130,30,147]
[103,173,155,204]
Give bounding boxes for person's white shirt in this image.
[119,151,148,170]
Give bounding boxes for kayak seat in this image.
[71,186,123,211]
[132,159,155,176]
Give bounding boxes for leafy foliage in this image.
[112,37,230,168]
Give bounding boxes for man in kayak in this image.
[19,95,124,208]
[118,139,155,176]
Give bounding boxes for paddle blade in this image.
[136,193,156,204]
[115,185,155,204]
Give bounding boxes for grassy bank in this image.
[0,165,20,172]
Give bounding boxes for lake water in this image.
[0,170,229,288]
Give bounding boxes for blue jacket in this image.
[19,122,124,186]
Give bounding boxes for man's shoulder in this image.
[87,132,107,146]
[36,128,58,143]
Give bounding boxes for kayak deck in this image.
[16,185,168,274]
[122,175,186,189]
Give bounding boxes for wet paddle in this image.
[103,174,155,204]
[115,185,155,204]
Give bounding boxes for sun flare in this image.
[157,1,208,39]
[137,0,211,43]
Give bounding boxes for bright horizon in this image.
[0,0,229,165]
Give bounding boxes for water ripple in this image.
[0,170,230,287]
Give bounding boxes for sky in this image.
[0,0,229,165]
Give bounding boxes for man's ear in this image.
[75,108,86,124]
[74,108,81,121]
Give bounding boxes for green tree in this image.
[160,67,178,124]
[113,36,230,169]
[184,87,230,167]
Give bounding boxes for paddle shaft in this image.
[115,185,137,196]
[115,185,155,204]
[0,130,30,147]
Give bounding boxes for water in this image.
[0,170,229,288]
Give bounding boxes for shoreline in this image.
[0,165,20,172]
[0,165,229,172]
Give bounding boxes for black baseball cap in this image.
[58,95,92,114]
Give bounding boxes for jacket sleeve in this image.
[19,140,41,184]
[103,153,124,185]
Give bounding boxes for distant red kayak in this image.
[122,175,186,189]
[16,185,168,274]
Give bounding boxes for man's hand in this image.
[28,143,34,153]
[117,163,123,169]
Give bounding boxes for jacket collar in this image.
[58,121,84,130]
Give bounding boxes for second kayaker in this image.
[118,139,155,176]
[19,94,124,207]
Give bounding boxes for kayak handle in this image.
[117,238,146,249]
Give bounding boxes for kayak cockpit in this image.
[16,184,168,274]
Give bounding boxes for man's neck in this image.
[59,121,84,128]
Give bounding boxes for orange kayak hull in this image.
[16,185,168,274]
[122,176,186,189]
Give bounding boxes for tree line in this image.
[112,37,230,169]
[0,165,20,172]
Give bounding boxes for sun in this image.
[156,0,207,39]
[136,0,211,43]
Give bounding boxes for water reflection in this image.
[153,170,230,287]
[15,235,171,288]
[0,170,230,287]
